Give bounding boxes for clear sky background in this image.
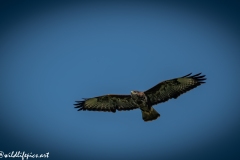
[1,0,240,160]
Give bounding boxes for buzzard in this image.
[74,73,206,122]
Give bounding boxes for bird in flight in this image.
[74,73,206,122]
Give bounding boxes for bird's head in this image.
[131,91,146,101]
[131,90,144,97]
[131,91,140,100]
[131,90,140,95]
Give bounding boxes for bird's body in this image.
[74,73,206,122]
[130,91,160,121]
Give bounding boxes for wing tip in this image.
[74,99,87,111]
[184,72,207,84]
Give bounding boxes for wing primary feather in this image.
[191,73,202,77]
[74,99,86,110]
[195,76,205,79]
[182,73,192,77]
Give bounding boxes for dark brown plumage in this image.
[74,73,206,121]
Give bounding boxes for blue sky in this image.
[1,1,240,160]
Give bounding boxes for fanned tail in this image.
[142,107,160,122]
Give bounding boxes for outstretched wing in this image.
[74,94,138,112]
[144,73,206,105]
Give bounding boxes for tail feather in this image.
[142,108,160,122]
